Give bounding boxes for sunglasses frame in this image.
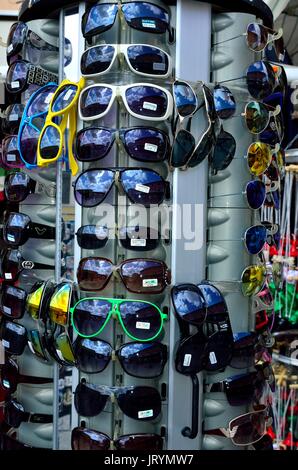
[6,59,58,94]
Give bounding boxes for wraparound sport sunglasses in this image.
[73,167,170,207]
[81,2,174,43]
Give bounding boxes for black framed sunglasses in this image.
[4,171,56,203]
[0,357,53,394]
[0,284,27,320]
[2,212,56,248]
[1,103,25,135]
[4,399,52,428]
[5,59,58,94]
[0,319,28,356]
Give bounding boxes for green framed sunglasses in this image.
[70,297,167,342]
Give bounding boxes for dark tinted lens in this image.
[27,85,57,116]
[116,434,163,451]
[245,225,267,255]
[230,332,257,369]
[27,329,48,362]
[5,400,25,428]
[197,283,227,319]
[0,434,33,450]
[0,321,27,355]
[210,129,236,171]
[119,226,160,251]
[246,180,266,210]
[204,330,234,371]
[7,22,27,57]
[171,285,206,325]
[77,258,113,291]
[117,386,161,421]
[0,358,19,392]
[74,169,114,207]
[80,86,113,118]
[127,45,169,76]
[175,331,207,374]
[52,85,77,112]
[122,127,168,162]
[72,299,111,336]
[122,2,169,33]
[213,85,236,119]
[225,372,263,406]
[121,169,166,206]
[171,129,195,167]
[173,81,197,117]
[4,212,30,247]
[246,61,275,100]
[19,122,41,166]
[187,131,214,168]
[119,301,163,340]
[2,136,23,168]
[75,128,114,162]
[231,408,266,445]
[245,101,269,134]
[3,104,24,134]
[82,4,118,38]
[1,249,23,282]
[1,285,26,319]
[39,125,60,159]
[118,342,167,378]
[71,427,110,450]
[125,86,168,118]
[6,61,28,93]
[74,382,108,417]
[120,259,166,293]
[73,338,112,373]
[4,172,32,203]
[247,23,268,51]
[81,45,115,75]
[76,225,108,249]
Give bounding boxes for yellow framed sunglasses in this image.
[37,77,85,175]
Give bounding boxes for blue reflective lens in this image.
[173,81,197,117]
[213,85,236,119]
[246,180,266,210]
[245,225,267,255]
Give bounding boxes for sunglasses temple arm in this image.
[28,412,53,424]
[17,374,53,385]
[212,34,243,47]
[181,374,199,439]
[68,108,79,176]
[28,222,56,240]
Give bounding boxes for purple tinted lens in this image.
[75,128,114,162]
[74,338,112,373]
[246,180,266,210]
[119,301,162,340]
[6,61,28,93]
[2,136,23,168]
[80,86,113,118]
[19,123,40,165]
[125,85,168,118]
[72,299,111,336]
[127,45,169,76]
[74,169,114,207]
[121,169,166,206]
[27,85,57,116]
[122,127,168,162]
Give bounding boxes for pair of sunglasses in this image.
[77,257,170,294]
[4,399,52,428]
[74,337,167,377]
[70,296,167,342]
[2,211,56,248]
[0,357,52,395]
[81,44,172,78]
[4,171,56,203]
[1,136,24,169]
[75,381,161,421]
[82,2,174,43]
[73,167,170,208]
[6,59,58,94]
[0,248,52,283]
[71,427,163,451]
[75,126,170,163]
[1,103,24,135]
[76,225,162,251]
[0,284,27,319]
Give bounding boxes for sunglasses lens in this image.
[225,372,264,406]
[172,285,206,325]
[74,382,108,417]
[5,400,25,428]
[121,169,166,206]
[245,225,267,255]
[122,2,169,33]
[116,434,163,451]
[74,338,112,373]
[27,329,49,362]
[26,281,45,320]
[74,169,114,207]
[71,427,110,450]
[241,265,266,296]
[2,136,23,168]
[246,61,275,100]
[213,85,236,119]
[247,142,271,176]
[247,23,268,51]
[80,86,113,118]
[118,342,167,378]
[245,101,269,134]
[19,122,41,166]
[230,332,257,369]
[230,407,266,445]
[205,330,234,371]
[76,225,108,249]
[117,386,161,421]
[52,84,77,112]
[246,180,266,210]
[3,104,25,134]
[82,4,118,38]
[1,249,22,282]
[119,301,163,340]
[127,45,169,76]
[0,321,27,355]
[0,359,18,393]
[1,285,26,319]
[121,259,166,293]
[72,299,110,337]
[27,85,57,116]
[122,127,168,162]
[55,333,76,365]
[49,283,71,326]
[75,128,113,162]
[81,45,115,75]
[4,212,30,247]
[77,258,112,291]
[175,331,207,374]
[188,132,215,168]
[0,434,33,450]
[39,125,60,160]
[210,129,236,171]
[171,129,195,168]
[198,283,227,317]
[6,61,27,93]
[119,226,160,251]
[173,81,197,117]
[125,85,168,119]
[7,22,27,57]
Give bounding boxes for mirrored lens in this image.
[241,265,266,296]
[171,285,206,325]
[82,4,118,37]
[247,23,268,52]
[27,329,49,362]
[246,180,266,210]
[55,333,76,365]
[74,169,114,207]
[6,60,28,93]
[81,45,115,75]
[121,169,166,206]
[173,80,197,117]
[246,61,275,100]
[72,299,111,337]
[213,85,236,119]
[247,142,272,176]
[49,282,71,326]
[122,2,169,33]
[245,101,269,134]
[245,225,267,255]
[119,301,163,340]
[26,282,46,320]
[198,283,227,317]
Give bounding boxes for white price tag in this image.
[0,341,5,364]
[11,81,20,89]
[3,306,12,315]
[144,143,158,153]
[135,183,150,193]
[7,234,15,242]
[131,238,146,247]
[138,409,153,419]
[143,101,157,111]
[4,273,12,280]
[7,44,13,53]
[44,93,54,104]
[153,63,166,71]
[6,154,16,162]
[64,88,74,101]
[2,340,10,348]
[136,321,151,330]
[8,114,18,121]
[209,351,217,365]
[183,354,192,367]
[142,19,156,29]
[142,279,158,288]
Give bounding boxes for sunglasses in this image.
[75,126,170,163]
[76,225,161,251]
[79,83,173,122]
[2,211,56,248]
[0,248,51,283]
[81,43,172,78]
[70,297,167,342]
[81,2,174,43]
[74,337,167,377]
[231,332,270,369]
[4,171,56,203]
[204,405,269,446]
[244,223,280,255]
[17,82,58,169]
[246,142,280,177]
[252,285,274,315]
[71,427,163,451]
[73,167,170,208]
[4,399,52,428]
[1,136,24,169]
[1,103,25,135]
[241,264,267,297]
[77,257,170,294]
[74,381,161,421]
[37,78,85,176]
[0,357,52,395]
[0,319,28,356]
[209,127,236,173]
[0,284,27,319]
[5,59,58,94]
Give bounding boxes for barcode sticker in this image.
[7,234,15,242]
[7,44,13,53]
[138,409,153,419]
[153,62,166,71]
[8,114,18,121]
[11,81,20,89]
[4,273,12,280]
[143,101,157,111]
[144,143,158,153]
[136,321,151,330]
[3,306,12,315]
[183,354,192,367]
[2,340,10,348]
[209,351,217,365]
[131,238,146,247]
[6,154,16,162]
[135,183,150,193]
[143,279,158,287]
[142,19,156,29]
[64,88,74,101]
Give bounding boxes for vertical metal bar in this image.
[52,8,65,451]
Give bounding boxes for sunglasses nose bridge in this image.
[110,391,116,403]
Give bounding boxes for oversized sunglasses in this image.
[4,171,56,203]
[81,2,174,43]
[76,224,161,251]
[0,284,27,319]
[70,296,167,342]
[5,59,58,94]
[73,167,170,208]
[1,136,24,169]
[74,337,167,377]
[81,43,172,78]
[0,248,52,283]
[1,103,25,135]
[4,398,52,428]
[77,257,170,294]
[74,381,162,421]
[2,211,56,248]
[0,357,52,395]
[75,126,170,163]
[71,427,163,451]
[78,83,173,122]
